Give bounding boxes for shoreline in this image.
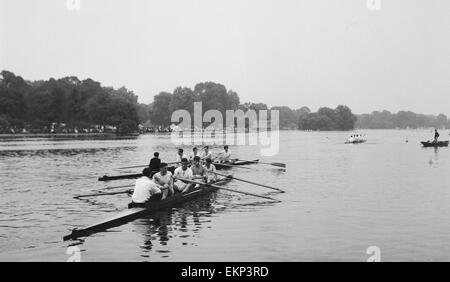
[0,133,129,138]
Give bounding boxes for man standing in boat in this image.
[434,129,440,143]
[131,168,163,206]
[173,158,194,193]
[152,163,174,199]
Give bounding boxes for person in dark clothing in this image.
[434,129,440,143]
[149,152,161,172]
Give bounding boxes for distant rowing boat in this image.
[63,177,232,241]
[421,141,449,147]
[98,159,259,182]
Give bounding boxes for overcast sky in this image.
[1,0,449,114]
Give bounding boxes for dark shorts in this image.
[128,193,163,208]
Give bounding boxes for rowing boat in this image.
[63,177,232,241]
[421,141,449,147]
[98,159,259,182]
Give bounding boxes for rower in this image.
[189,147,200,162]
[131,168,163,207]
[201,146,212,162]
[191,156,207,182]
[173,158,194,193]
[434,129,440,143]
[204,158,217,182]
[149,152,161,173]
[218,145,232,163]
[176,148,188,165]
[152,163,174,199]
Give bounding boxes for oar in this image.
[211,171,285,193]
[102,184,134,191]
[236,159,286,168]
[175,177,280,202]
[74,190,132,199]
[212,162,252,169]
[118,161,179,170]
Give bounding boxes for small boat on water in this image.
[98,159,259,182]
[345,134,367,144]
[421,140,449,147]
[64,177,232,241]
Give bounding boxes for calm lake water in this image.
[1,130,449,261]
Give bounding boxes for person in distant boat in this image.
[176,148,188,165]
[189,147,200,162]
[201,146,212,162]
[173,158,194,193]
[131,168,163,205]
[218,145,232,163]
[149,152,161,173]
[191,156,207,182]
[434,129,440,143]
[204,158,217,182]
[152,163,174,199]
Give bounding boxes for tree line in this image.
[356,111,449,129]
[0,70,370,134]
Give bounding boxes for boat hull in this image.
[98,160,259,181]
[421,141,449,147]
[63,178,231,241]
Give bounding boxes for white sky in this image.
[1,0,449,114]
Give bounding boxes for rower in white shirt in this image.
[204,158,217,182]
[152,163,174,199]
[173,158,194,193]
[175,148,188,165]
[218,145,232,163]
[131,168,163,205]
[201,146,212,162]
[189,147,201,162]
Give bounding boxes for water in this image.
[0,130,449,261]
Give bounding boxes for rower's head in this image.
[181,158,189,169]
[224,145,229,151]
[142,167,152,178]
[205,158,212,167]
[178,148,184,155]
[154,152,159,158]
[193,156,201,166]
[159,163,168,174]
[204,146,209,152]
[193,147,198,153]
